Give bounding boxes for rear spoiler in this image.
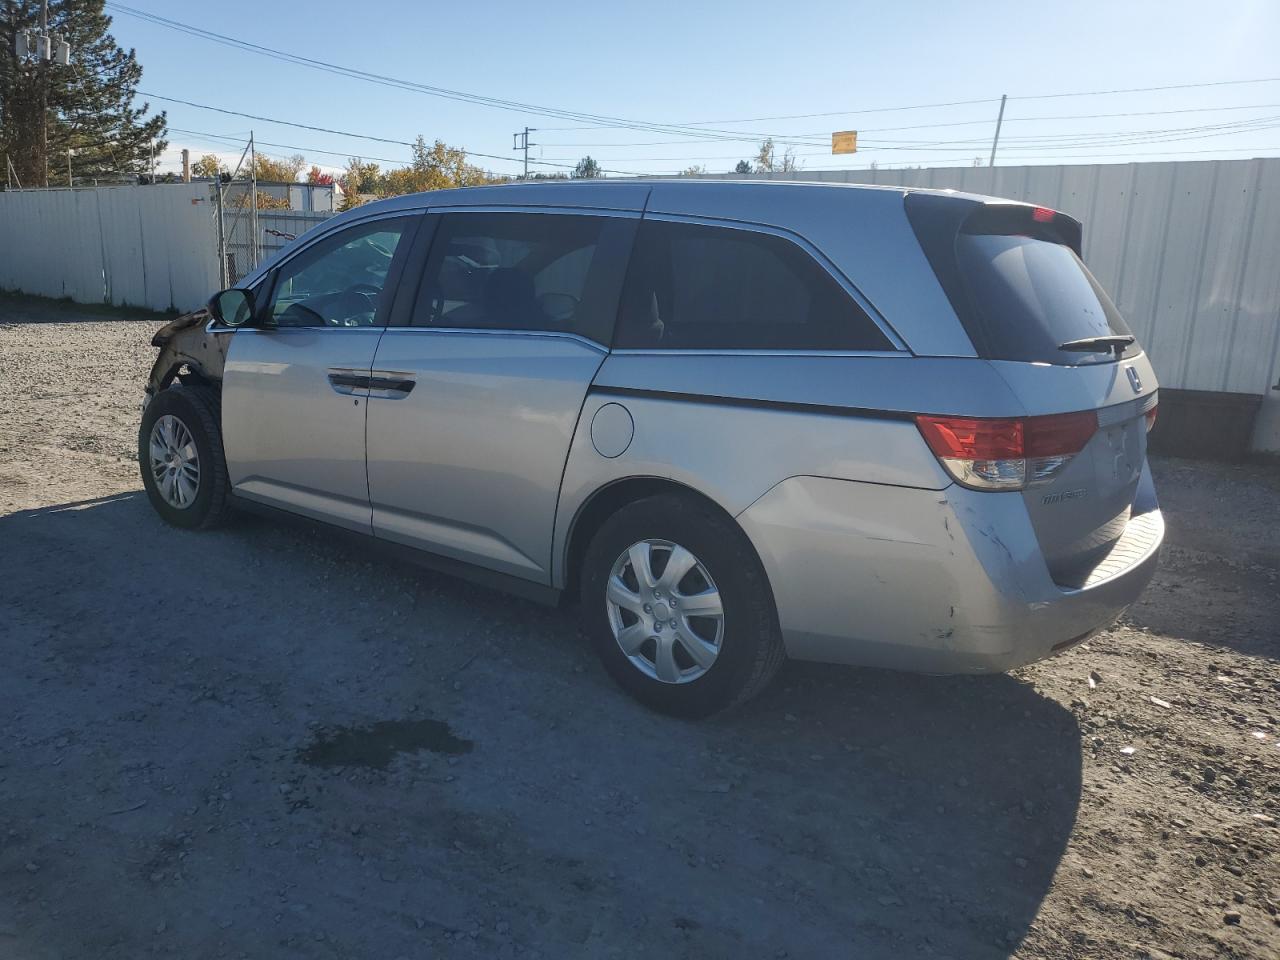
[904,192,1083,258]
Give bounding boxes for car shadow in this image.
[0,492,1081,960]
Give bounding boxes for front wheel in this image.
[580,494,785,717]
[138,384,231,529]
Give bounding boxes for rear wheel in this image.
[580,494,784,717]
[138,384,231,529]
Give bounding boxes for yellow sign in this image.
[831,130,858,155]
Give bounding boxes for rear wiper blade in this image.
[1056,335,1135,358]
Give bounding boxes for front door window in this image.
[266,218,412,328]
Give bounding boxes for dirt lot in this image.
[1,294,1277,960]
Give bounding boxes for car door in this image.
[365,208,637,581]
[221,213,421,532]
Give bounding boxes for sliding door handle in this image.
[327,368,370,395]
[367,372,416,399]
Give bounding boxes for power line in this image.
[139,92,639,175]
[1014,76,1280,101]
[537,82,1280,131]
[110,1,1280,164]
[167,128,412,168]
[534,115,1280,161]
[108,2,808,144]
[538,102,1280,145]
[535,96,1003,130]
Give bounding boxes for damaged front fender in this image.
[145,307,232,400]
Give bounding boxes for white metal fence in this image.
[0,183,337,311]
[0,182,221,312]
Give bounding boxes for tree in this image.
[681,164,707,177]
[0,0,166,186]
[338,157,380,210]
[305,165,334,185]
[251,152,305,183]
[752,138,798,174]
[734,160,751,174]
[572,155,601,179]
[191,153,225,179]
[380,136,494,195]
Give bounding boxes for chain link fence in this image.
[217,199,332,285]
[209,139,337,285]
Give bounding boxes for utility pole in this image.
[513,127,536,179]
[67,148,72,187]
[41,0,49,187]
[989,93,1008,167]
[15,1,70,188]
[249,131,259,269]
[181,148,190,183]
[214,178,227,288]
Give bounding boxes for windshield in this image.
[956,230,1136,365]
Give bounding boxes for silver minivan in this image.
[140,180,1162,716]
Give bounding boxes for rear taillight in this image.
[915,410,1098,490]
[1145,404,1158,432]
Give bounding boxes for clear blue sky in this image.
[103,0,1280,179]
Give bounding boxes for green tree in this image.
[734,159,751,174]
[572,155,601,179]
[0,0,167,186]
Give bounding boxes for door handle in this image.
[367,372,416,399]
[327,368,370,395]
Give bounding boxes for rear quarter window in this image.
[614,219,892,351]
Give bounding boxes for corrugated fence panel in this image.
[0,183,218,312]
[1147,162,1219,389]
[1219,161,1280,396]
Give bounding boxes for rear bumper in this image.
[737,464,1163,673]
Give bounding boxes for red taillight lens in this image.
[1032,206,1055,223]
[915,415,1023,461]
[1145,404,1158,432]
[1025,410,1098,457]
[915,411,1098,490]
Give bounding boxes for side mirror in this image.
[208,289,255,328]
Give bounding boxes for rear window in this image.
[957,229,1134,364]
[906,195,1136,365]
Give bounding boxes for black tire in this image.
[138,384,232,530]
[580,493,785,718]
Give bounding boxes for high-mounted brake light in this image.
[1031,206,1055,223]
[916,410,1098,490]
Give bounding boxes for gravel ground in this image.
[1,294,1277,960]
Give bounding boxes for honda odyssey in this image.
[140,180,1162,716]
